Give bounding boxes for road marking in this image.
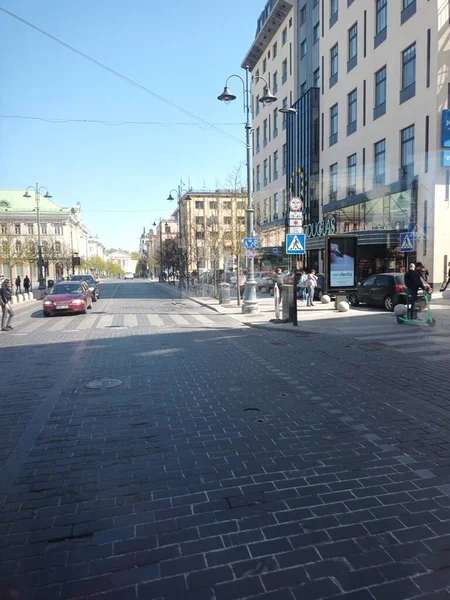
[192,314,215,325]
[47,316,78,331]
[19,319,47,333]
[169,314,189,326]
[98,315,114,329]
[146,314,164,327]
[77,316,97,330]
[124,314,138,328]
[353,332,438,342]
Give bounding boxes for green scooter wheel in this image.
[428,318,436,327]
[397,316,405,324]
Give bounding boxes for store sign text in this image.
[304,218,336,238]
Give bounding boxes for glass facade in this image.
[328,191,414,234]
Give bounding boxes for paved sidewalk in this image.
[184,289,450,335]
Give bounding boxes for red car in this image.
[43,281,93,316]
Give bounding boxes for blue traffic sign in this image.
[400,232,415,252]
[243,237,258,249]
[286,233,306,255]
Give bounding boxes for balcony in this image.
[400,82,416,105]
[329,133,338,147]
[373,102,386,120]
[401,0,416,25]
[374,27,387,49]
[373,173,386,186]
[329,73,338,88]
[347,55,357,73]
[347,121,357,136]
[329,10,338,28]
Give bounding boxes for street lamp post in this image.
[167,186,191,288]
[217,68,277,314]
[153,219,164,281]
[23,183,52,293]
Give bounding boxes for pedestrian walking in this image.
[15,275,21,294]
[306,269,318,307]
[1,278,14,331]
[23,275,31,295]
[441,262,450,292]
[239,270,247,300]
[298,270,308,303]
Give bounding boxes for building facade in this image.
[0,190,89,284]
[242,0,296,266]
[146,218,178,277]
[305,0,450,285]
[179,190,247,274]
[88,236,107,260]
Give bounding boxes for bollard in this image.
[17,294,24,303]
[23,293,29,301]
[219,282,230,305]
[11,295,18,305]
[28,291,34,300]
[282,285,294,321]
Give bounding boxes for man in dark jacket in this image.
[406,262,428,319]
[1,279,14,331]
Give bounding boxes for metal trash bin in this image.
[219,282,230,305]
[282,284,293,321]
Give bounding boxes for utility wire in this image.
[0,114,244,129]
[0,6,244,146]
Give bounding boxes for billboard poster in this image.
[326,235,358,290]
[442,110,450,148]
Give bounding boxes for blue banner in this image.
[442,110,450,148]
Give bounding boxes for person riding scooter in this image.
[405,262,429,319]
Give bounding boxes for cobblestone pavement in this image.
[1,280,450,600]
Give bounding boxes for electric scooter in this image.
[397,291,436,327]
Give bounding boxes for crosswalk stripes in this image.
[146,314,164,327]
[10,311,244,337]
[352,329,450,363]
[168,314,190,326]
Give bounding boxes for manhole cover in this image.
[85,378,123,390]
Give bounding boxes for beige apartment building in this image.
[179,190,247,274]
[146,217,178,276]
[312,0,450,285]
[242,0,297,264]
[0,190,89,285]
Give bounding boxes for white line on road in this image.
[123,314,138,328]
[192,314,215,325]
[19,319,47,333]
[97,315,114,329]
[146,314,164,327]
[169,314,190,326]
[46,316,78,331]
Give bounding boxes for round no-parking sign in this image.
[290,197,303,212]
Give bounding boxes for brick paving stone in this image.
[3,282,450,600]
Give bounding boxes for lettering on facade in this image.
[304,218,336,238]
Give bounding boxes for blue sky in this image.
[0,0,263,251]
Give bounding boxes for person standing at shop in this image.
[441,262,450,292]
[306,269,318,307]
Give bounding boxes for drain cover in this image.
[85,378,123,390]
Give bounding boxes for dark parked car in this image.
[71,274,100,301]
[348,273,429,311]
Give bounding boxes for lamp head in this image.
[218,86,236,104]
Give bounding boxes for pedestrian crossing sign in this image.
[286,233,306,255]
[400,232,415,252]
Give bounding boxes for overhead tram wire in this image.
[0,7,245,146]
[0,115,244,129]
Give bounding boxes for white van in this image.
[124,272,134,280]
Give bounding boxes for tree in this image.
[131,251,140,261]
[0,224,23,277]
[224,163,247,304]
[161,238,179,276]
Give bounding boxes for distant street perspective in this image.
[3,0,450,598]
[1,279,450,599]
